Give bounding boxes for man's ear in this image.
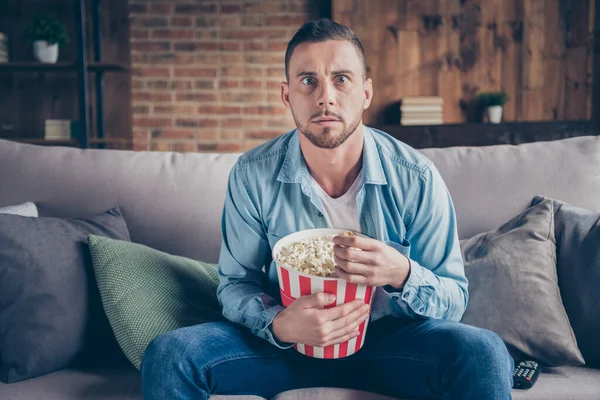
[281,81,291,108]
[363,77,373,110]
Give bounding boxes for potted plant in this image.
[24,13,69,64]
[477,91,509,124]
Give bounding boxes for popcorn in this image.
[277,231,355,277]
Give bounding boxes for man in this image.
[142,18,514,399]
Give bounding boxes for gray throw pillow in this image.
[0,201,38,217]
[0,209,130,383]
[532,196,600,367]
[459,198,584,366]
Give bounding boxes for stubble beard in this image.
[293,109,363,149]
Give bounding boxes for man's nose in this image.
[317,80,336,107]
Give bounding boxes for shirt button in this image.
[403,292,410,299]
[241,317,247,323]
[392,295,399,301]
[261,321,266,328]
[419,307,425,312]
[318,212,324,217]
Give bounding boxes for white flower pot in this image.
[33,40,59,63]
[486,105,503,124]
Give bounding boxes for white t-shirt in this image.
[312,170,363,233]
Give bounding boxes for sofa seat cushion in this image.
[272,388,398,399]
[0,366,264,400]
[1,366,598,400]
[0,367,142,400]
[272,367,600,400]
[512,366,600,400]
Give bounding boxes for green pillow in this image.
[87,234,224,369]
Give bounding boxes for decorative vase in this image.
[486,105,503,124]
[33,40,58,63]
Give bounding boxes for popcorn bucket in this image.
[272,228,376,359]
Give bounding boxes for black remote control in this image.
[512,360,541,389]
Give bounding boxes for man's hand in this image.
[332,234,411,289]
[271,293,370,347]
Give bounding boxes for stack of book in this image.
[45,120,72,140]
[400,96,443,125]
[0,33,8,63]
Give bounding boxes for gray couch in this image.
[0,134,599,400]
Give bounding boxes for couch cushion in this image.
[1,136,598,261]
[87,235,224,369]
[459,198,584,366]
[272,388,397,400]
[532,196,600,367]
[0,366,264,400]
[271,367,600,400]
[0,209,130,383]
[419,135,600,239]
[0,139,239,263]
[512,366,600,400]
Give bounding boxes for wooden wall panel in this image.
[438,0,462,123]
[332,0,597,124]
[499,0,522,121]
[522,0,545,121]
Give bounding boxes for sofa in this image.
[0,133,599,400]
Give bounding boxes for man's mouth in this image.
[313,118,341,125]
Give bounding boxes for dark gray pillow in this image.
[532,195,600,367]
[459,198,584,367]
[0,209,131,383]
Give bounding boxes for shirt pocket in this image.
[384,238,411,259]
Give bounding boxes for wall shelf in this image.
[378,120,598,149]
[0,62,127,72]
[0,0,131,149]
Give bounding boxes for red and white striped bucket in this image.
[272,228,376,359]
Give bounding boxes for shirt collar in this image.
[277,126,387,186]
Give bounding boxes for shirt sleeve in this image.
[217,163,294,349]
[383,162,469,321]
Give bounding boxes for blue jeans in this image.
[141,317,514,400]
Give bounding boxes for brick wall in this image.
[129,1,323,152]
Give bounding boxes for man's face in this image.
[282,40,373,149]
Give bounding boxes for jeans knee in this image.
[458,328,513,375]
[142,328,196,376]
[441,325,512,370]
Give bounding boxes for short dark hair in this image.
[284,18,367,81]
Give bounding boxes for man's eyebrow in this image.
[295,70,355,77]
[332,70,354,76]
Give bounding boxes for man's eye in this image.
[302,77,316,85]
[335,76,348,84]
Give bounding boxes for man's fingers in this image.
[333,234,381,251]
[334,266,370,285]
[333,244,373,264]
[298,292,336,309]
[322,298,364,320]
[320,313,369,347]
[334,255,372,275]
[327,302,370,332]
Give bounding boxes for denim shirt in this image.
[217,126,468,348]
